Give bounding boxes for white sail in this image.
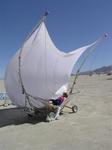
[5,21,105,108]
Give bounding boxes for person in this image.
[49,92,68,106]
[49,92,68,120]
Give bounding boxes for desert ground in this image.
[0,74,112,150]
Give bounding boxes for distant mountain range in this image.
[80,65,112,75]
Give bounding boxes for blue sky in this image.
[0,0,112,78]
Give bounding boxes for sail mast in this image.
[69,33,108,95]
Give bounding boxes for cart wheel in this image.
[49,112,55,118]
[72,105,78,113]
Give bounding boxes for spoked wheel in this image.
[49,112,55,118]
[72,105,78,113]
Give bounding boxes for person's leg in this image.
[54,106,61,120]
[49,99,62,120]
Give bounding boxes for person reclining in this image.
[49,92,68,120]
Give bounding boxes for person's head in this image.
[63,92,68,98]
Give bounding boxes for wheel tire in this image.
[49,112,55,118]
[72,105,78,113]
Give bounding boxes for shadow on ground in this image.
[0,107,47,128]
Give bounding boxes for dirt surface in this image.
[0,75,112,150]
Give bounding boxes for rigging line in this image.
[22,12,49,45]
[18,12,49,107]
[69,33,108,95]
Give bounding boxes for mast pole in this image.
[69,33,108,95]
[23,11,49,44]
[18,12,49,95]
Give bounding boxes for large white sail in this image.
[5,21,106,108]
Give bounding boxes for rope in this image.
[18,12,49,109]
[69,33,108,95]
[61,33,108,109]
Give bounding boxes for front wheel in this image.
[72,105,78,113]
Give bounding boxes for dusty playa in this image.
[0,75,112,150]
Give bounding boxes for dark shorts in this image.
[50,99,62,106]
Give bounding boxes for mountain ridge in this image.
[80,65,112,75]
